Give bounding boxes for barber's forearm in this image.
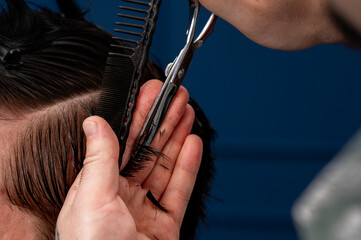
[199,0,347,50]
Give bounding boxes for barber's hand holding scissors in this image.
[200,0,345,50]
[56,80,202,240]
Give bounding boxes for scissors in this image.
[136,0,217,146]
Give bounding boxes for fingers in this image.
[142,105,195,200]
[149,87,189,152]
[121,80,163,169]
[73,116,121,207]
[160,134,203,226]
[129,84,190,184]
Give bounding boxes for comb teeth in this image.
[122,0,151,6]
[112,0,157,55]
[119,6,148,14]
[114,29,144,37]
[117,13,146,22]
[108,51,133,59]
[115,21,144,29]
[111,44,136,52]
[113,37,139,44]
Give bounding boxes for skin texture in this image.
[199,0,346,50]
[56,80,203,240]
[0,190,38,240]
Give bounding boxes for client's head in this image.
[0,1,215,240]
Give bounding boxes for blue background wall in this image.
[32,0,361,239]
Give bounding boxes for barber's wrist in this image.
[327,8,361,47]
[311,1,346,46]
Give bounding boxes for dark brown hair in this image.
[1,0,215,239]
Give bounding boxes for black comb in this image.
[96,0,162,167]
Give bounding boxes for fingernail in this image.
[83,120,98,137]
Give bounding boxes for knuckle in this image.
[178,86,189,102]
[84,150,118,165]
[185,104,195,121]
[158,158,173,172]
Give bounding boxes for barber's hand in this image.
[56,80,202,239]
[200,0,344,50]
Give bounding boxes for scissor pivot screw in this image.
[165,62,173,77]
[178,69,185,79]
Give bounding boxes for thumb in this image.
[76,116,120,206]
